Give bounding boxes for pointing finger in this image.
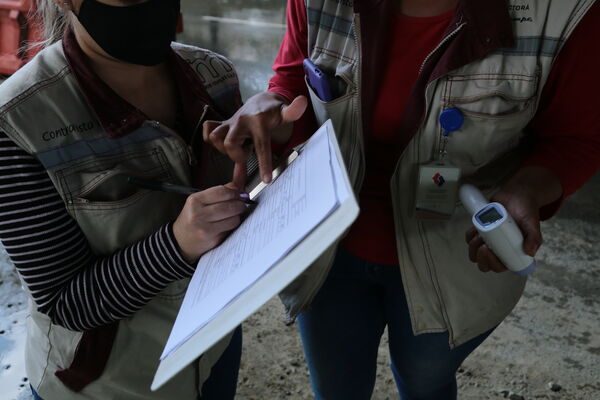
[232,162,247,191]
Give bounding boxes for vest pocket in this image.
[305,76,362,188]
[443,72,539,168]
[56,148,186,257]
[63,149,172,205]
[76,168,166,203]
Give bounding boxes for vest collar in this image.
[439,0,515,76]
[353,0,515,154]
[353,0,515,52]
[62,28,217,140]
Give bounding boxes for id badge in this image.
[415,162,461,219]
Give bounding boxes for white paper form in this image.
[161,125,339,359]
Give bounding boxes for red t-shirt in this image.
[341,11,455,265]
[269,0,600,266]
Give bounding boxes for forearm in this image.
[523,2,600,207]
[46,224,193,331]
[503,166,563,209]
[0,134,193,331]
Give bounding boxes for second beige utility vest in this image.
[280,0,596,347]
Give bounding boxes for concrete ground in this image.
[231,174,600,400]
[1,1,599,399]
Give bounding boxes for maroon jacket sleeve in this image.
[268,0,317,152]
[523,2,600,217]
[269,0,309,101]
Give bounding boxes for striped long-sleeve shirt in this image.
[0,132,195,332]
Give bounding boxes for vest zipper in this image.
[419,18,467,188]
[149,120,197,167]
[409,19,466,335]
[352,13,366,192]
[191,105,210,146]
[418,20,467,76]
[186,145,197,167]
[382,17,465,335]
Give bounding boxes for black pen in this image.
[127,177,257,205]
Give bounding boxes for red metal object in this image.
[0,0,43,75]
[1,6,184,76]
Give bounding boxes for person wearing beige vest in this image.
[204,0,600,399]
[0,0,248,399]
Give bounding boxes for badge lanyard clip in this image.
[438,107,464,162]
[414,107,464,220]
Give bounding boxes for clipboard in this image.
[245,144,304,201]
[151,120,359,391]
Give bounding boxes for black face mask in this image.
[77,0,181,66]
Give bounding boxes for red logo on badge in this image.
[433,173,445,187]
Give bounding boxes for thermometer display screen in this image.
[477,207,503,225]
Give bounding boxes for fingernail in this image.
[239,193,250,200]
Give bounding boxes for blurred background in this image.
[178,0,287,100]
[0,1,599,399]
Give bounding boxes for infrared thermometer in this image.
[459,184,536,276]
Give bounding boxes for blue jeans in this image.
[298,249,494,400]
[200,325,242,399]
[31,326,242,400]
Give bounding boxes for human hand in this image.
[465,187,542,273]
[464,167,562,273]
[203,92,308,188]
[173,184,247,264]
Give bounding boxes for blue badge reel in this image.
[439,107,464,135]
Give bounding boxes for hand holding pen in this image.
[128,177,254,263]
[128,177,257,204]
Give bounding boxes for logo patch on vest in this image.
[432,173,445,187]
[42,121,98,142]
[509,3,533,23]
[334,0,352,7]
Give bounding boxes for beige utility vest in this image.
[280,0,596,347]
[0,41,238,399]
